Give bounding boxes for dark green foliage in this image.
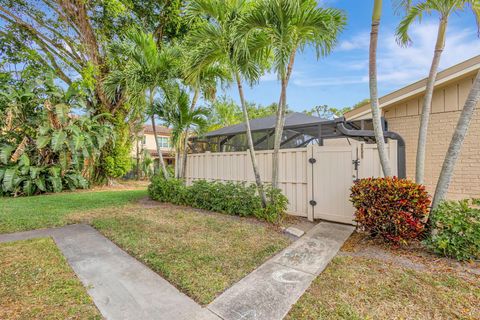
[425,199,480,261]
[0,75,113,196]
[101,112,132,179]
[350,177,431,245]
[148,176,188,205]
[262,187,290,223]
[186,180,262,217]
[148,176,287,223]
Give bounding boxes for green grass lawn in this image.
[0,189,147,233]
[74,204,291,305]
[1,189,291,305]
[0,238,101,320]
[287,255,480,320]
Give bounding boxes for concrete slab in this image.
[208,222,354,320]
[283,227,304,238]
[208,261,315,320]
[288,219,318,234]
[0,224,218,320]
[0,226,65,243]
[274,222,355,275]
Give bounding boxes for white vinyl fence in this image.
[185,140,397,224]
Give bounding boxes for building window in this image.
[156,136,170,148]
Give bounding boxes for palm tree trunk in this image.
[272,51,296,190]
[415,17,447,184]
[432,70,480,208]
[369,0,392,177]
[181,132,190,179]
[175,146,181,178]
[190,88,200,112]
[136,136,140,180]
[272,78,287,190]
[150,90,169,179]
[235,72,267,206]
[180,88,200,179]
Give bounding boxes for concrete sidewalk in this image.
[0,224,219,320]
[0,222,353,320]
[207,222,354,320]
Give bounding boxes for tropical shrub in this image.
[425,199,480,261]
[141,151,154,178]
[0,76,113,196]
[148,175,188,205]
[350,177,431,245]
[148,176,288,223]
[185,180,262,217]
[100,112,132,179]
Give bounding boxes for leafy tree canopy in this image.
[205,96,287,132]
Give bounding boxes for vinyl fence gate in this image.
[185,141,397,225]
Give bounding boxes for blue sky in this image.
[221,1,480,111]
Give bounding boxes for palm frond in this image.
[395,1,434,46]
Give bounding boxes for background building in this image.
[345,55,480,200]
[132,124,175,170]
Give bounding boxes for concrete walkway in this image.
[207,222,354,320]
[0,222,353,320]
[0,224,219,320]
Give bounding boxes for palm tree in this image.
[240,0,346,189]
[396,0,480,184]
[186,0,270,205]
[181,62,230,178]
[432,71,480,208]
[156,87,209,178]
[368,0,394,177]
[104,29,179,179]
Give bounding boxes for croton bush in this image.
[350,177,431,245]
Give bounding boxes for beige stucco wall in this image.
[383,75,480,200]
[131,133,173,158]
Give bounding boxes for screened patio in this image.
[189,112,405,178]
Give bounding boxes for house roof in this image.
[345,55,480,120]
[204,112,329,137]
[143,124,172,135]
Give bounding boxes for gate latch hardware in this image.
[309,157,316,164]
[352,159,360,170]
[309,200,317,206]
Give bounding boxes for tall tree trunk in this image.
[415,17,447,184]
[181,88,200,179]
[235,73,267,206]
[272,78,287,190]
[369,0,393,177]
[272,51,296,190]
[175,146,181,178]
[432,71,480,208]
[150,91,169,179]
[136,136,140,180]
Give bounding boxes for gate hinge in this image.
[309,157,316,164]
[352,159,360,170]
[309,200,317,206]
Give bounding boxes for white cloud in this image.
[337,33,369,51]
[377,22,480,85]
[260,71,278,81]
[291,22,480,88]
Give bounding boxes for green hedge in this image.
[148,176,288,223]
[425,199,480,261]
